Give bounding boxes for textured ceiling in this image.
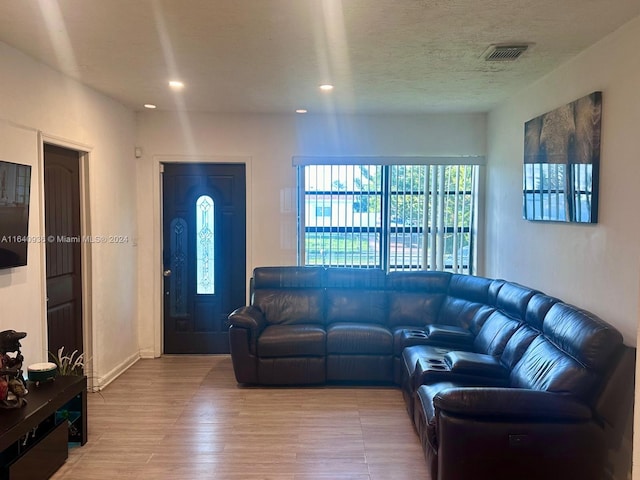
[0,0,638,114]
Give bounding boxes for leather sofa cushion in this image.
[258,324,326,357]
[494,282,539,320]
[325,267,386,289]
[327,323,392,354]
[436,299,493,333]
[326,289,386,324]
[387,270,451,291]
[387,292,445,328]
[542,303,623,371]
[525,293,558,331]
[488,279,505,304]
[253,266,325,288]
[499,325,539,369]
[510,336,595,398]
[254,289,324,325]
[473,311,520,356]
[447,274,493,304]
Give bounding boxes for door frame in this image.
[38,133,94,389]
[152,155,252,357]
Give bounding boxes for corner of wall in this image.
[92,352,140,391]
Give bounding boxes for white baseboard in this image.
[91,352,140,391]
[138,348,158,359]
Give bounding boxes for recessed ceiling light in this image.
[144,104,157,109]
[296,109,308,114]
[169,80,184,89]
[319,84,334,91]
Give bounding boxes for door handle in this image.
[163,269,172,277]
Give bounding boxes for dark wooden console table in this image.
[0,375,87,479]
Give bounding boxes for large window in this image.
[297,158,483,273]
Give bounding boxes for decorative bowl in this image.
[28,362,58,383]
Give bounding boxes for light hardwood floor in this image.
[51,356,431,480]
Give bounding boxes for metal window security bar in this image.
[294,156,484,274]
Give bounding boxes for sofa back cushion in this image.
[252,266,325,325]
[325,267,387,289]
[386,271,450,327]
[494,281,539,320]
[525,293,558,331]
[488,279,505,305]
[326,289,387,324]
[325,268,387,324]
[499,325,539,369]
[387,270,451,291]
[467,305,496,335]
[437,299,493,333]
[254,290,325,325]
[510,303,623,400]
[542,303,623,371]
[473,310,520,355]
[437,274,494,331]
[447,274,493,304]
[510,336,596,398]
[253,266,325,289]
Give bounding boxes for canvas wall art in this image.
[523,91,602,223]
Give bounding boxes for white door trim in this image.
[39,133,95,390]
[151,154,253,357]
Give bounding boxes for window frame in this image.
[295,156,485,274]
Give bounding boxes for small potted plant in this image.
[49,347,87,443]
[49,347,85,376]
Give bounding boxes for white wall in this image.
[0,41,139,388]
[486,16,640,479]
[135,111,487,356]
[486,17,640,345]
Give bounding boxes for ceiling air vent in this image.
[483,44,529,62]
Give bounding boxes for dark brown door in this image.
[162,163,246,354]
[44,144,83,357]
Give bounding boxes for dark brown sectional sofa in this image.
[228,266,635,480]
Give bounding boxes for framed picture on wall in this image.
[523,91,602,223]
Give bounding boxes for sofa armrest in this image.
[434,387,593,422]
[228,306,265,383]
[228,306,267,333]
[443,351,508,378]
[425,324,474,346]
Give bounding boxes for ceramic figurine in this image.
[0,330,28,408]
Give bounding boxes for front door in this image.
[44,144,83,358]
[162,163,246,354]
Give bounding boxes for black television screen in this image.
[0,160,32,269]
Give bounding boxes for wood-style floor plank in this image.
[51,356,431,480]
